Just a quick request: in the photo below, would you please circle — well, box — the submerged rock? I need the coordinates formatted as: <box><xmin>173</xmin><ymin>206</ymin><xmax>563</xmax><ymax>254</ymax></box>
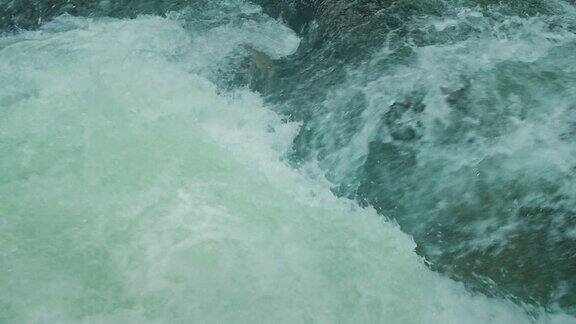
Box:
<box><xmin>233</xmin><ymin>44</ymin><xmax>277</xmax><ymax>94</ymax></box>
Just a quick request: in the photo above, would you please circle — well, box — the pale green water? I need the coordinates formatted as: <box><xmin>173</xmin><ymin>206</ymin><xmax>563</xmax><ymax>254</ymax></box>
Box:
<box><xmin>0</xmin><ymin>2</ymin><xmax>575</xmax><ymax>323</ymax></box>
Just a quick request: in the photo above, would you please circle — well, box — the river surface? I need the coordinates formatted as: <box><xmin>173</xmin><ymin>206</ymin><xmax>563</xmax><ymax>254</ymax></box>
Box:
<box><xmin>1</xmin><ymin>0</ymin><xmax>575</xmax><ymax>322</ymax></box>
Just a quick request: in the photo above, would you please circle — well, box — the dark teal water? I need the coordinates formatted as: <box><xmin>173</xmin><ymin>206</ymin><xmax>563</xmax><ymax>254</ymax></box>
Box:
<box><xmin>266</xmin><ymin>0</ymin><xmax>576</xmax><ymax>313</ymax></box>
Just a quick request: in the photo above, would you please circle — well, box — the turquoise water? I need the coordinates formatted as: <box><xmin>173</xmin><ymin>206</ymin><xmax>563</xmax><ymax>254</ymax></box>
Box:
<box><xmin>0</xmin><ymin>1</ymin><xmax>575</xmax><ymax>322</ymax></box>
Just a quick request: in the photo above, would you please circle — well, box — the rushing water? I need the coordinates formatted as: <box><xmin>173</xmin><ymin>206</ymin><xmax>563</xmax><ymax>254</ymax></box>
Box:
<box><xmin>265</xmin><ymin>0</ymin><xmax>576</xmax><ymax>313</ymax></box>
<box><xmin>0</xmin><ymin>0</ymin><xmax>575</xmax><ymax>323</ymax></box>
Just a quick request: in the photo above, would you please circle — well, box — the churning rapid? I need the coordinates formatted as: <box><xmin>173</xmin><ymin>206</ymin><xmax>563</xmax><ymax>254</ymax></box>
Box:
<box><xmin>0</xmin><ymin>0</ymin><xmax>575</xmax><ymax>323</ymax></box>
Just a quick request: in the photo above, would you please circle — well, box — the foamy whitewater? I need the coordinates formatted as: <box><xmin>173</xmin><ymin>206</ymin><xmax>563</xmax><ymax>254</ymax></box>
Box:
<box><xmin>0</xmin><ymin>1</ymin><xmax>574</xmax><ymax>323</ymax></box>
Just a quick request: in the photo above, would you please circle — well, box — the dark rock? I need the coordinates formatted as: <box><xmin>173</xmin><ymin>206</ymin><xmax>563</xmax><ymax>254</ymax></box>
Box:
<box><xmin>234</xmin><ymin>44</ymin><xmax>277</xmax><ymax>94</ymax></box>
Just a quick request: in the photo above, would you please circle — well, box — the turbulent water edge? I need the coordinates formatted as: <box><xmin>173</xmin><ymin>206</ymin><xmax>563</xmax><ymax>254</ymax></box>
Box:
<box><xmin>1</xmin><ymin>0</ymin><xmax>576</xmax><ymax>322</ymax></box>
<box><xmin>259</xmin><ymin>0</ymin><xmax>576</xmax><ymax>313</ymax></box>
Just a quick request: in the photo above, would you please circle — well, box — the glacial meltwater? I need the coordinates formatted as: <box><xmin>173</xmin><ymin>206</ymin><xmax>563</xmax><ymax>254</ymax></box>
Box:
<box><xmin>0</xmin><ymin>0</ymin><xmax>575</xmax><ymax>323</ymax></box>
